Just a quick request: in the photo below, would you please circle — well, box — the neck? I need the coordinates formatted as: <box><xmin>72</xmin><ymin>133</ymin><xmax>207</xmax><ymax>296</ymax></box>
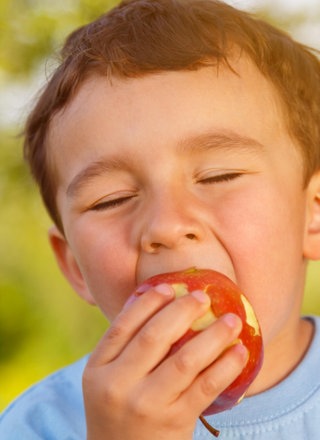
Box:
<box><xmin>247</xmin><ymin>317</ymin><xmax>314</xmax><ymax>396</ymax></box>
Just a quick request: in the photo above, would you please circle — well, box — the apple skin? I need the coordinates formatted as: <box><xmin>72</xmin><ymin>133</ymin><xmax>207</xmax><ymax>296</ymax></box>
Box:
<box><xmin>132</xmin><ymin>267</ymin><xmax>264</xmax><ymax>416</ymax></box>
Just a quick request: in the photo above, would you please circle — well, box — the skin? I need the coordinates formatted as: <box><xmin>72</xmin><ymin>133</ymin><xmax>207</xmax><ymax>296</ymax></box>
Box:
<box><xmin>47</xmin><ymin>55</ymin><xmax>320</xmax><ymax>439</ymax></box>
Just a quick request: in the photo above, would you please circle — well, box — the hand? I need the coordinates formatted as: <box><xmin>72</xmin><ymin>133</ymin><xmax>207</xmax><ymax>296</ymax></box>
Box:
<box><xmin>82</xmin><ymin>285</ymin><xmax>248</xmax><ymax>440</ymax></box>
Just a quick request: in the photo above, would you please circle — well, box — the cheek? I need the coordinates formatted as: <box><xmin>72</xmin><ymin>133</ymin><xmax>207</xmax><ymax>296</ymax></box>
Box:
<box><xmin>216</xmin><ymin>182</ymin><xmax>305</xmax><ymax>267</ymax></box>
<box><xmin>69</xmin><ymin>222</ymin><xmax>138</xmax><ymax>321</ymax></box>
<box><xmin>214</xmin><ymin>188</ymin><xmax>306</xmax><ymax>338</ymax></box>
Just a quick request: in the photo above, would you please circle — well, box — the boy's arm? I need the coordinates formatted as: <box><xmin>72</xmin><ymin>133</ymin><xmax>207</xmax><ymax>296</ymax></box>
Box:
<box><xmin>82</xmin><ymin>286</ymin><xmax>247</xmax><ymax>440</ymax></box>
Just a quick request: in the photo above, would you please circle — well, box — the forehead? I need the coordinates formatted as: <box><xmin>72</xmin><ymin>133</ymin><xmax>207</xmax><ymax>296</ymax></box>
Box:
<box><xmin>48</xmin><ymin>56</ymin><xmax>292</xmax><ymax>187</ymax></box>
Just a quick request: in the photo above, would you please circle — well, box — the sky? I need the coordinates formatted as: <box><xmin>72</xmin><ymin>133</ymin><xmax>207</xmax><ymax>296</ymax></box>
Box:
<box><xmin>228</xmin><ymin>0</ymin><xmax>320</xmax><ymax>13</ymax></box>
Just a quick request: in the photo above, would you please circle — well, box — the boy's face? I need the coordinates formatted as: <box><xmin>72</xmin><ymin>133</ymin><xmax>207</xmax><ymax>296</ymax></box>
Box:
<box><xmin>49</xmin><ymin>57</ymin><xmax>309</xmax><ymax>347</ymax></box>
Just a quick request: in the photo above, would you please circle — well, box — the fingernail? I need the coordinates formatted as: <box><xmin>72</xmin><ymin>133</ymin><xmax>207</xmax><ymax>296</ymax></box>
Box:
<box><xmin>234</xmin><ymin>343</ymin><xmax>249</xmax><ymax>362</ymax></box>
<box><xmin>154</xmin><ymin>283</ymin><xmax>174</xmax><ymax>296</ymax></box>
<box><xmin>135</xmin><ymin>283</ymin><xmax>151</xmax><ymax>294</ymax></box>
<box><xmin>222</xmin><ymin>313</ymin><xmax>241</xmax><ymax>329</ymax></box>
<box><xmin>191</xmin><ymin>290</ymin><xmax>210</xmax><ymax>304</ymax></box>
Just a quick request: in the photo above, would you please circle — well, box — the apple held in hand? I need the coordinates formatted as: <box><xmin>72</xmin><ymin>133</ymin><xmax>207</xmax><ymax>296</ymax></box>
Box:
<box><xmin>132</xmin><ymin>268</ymin><xmax>264</xmax><ymax>419</ymax></box>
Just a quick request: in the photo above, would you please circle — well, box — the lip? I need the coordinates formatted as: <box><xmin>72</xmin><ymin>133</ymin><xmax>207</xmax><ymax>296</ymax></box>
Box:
<box><xmin>136</xmin><ymin>264</ymin><xmax>236</xmax><ymax>288</ymax></box>
<box><xmin>136</xmin><ymin>265</ymin><xmax>197</xmax><ymax>286</ymax></box>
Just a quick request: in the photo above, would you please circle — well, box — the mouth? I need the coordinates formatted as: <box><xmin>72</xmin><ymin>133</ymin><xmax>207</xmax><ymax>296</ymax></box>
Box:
<box><xmin>136</xmin><ymin>264</ymin><xmax>197</xmax><ymax>286</ymax></box>
<box><xmin>135</xmin><ymin>245</ymin><xmax>236</xmax><ymax>288</ymax></box>
<box><xmin>136</xmin><ymin>264</ymin><xmax>235</xmax><ymax>288</ymax></box>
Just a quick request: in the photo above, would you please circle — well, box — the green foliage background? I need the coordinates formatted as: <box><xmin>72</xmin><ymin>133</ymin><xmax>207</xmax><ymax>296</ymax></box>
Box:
<box><xmin>0</xmin><ymin>0</ymin><xmax>319</xmax><ymax>411</ymax></box>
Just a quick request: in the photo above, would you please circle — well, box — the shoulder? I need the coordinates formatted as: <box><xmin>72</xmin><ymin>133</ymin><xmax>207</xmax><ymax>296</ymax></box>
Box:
<box><xmin>0</xmin><ymin>355</ymin><xmax>89</xmax><ymax>440</ymax></box>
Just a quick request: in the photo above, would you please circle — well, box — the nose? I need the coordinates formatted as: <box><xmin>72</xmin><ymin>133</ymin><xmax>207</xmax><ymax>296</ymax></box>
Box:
<box><xmin>140</xmin><ymin>190</ymin><xmax>206</xmax><ymax>253</ymax></box>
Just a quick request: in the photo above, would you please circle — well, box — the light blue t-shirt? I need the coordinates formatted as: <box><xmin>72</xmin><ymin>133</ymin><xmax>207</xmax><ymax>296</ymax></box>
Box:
<box><xmin>1</xmin><ymin>316</ymin><xmax>320</xmax><ymax>439</ymax></box>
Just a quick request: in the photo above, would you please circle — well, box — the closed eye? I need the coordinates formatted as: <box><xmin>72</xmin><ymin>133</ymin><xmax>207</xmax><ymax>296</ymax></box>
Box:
<box><xmin>90</xmin><ymin>195</ymin><xmax>136</xmax><ymax>211</ymax></box>
<box><xmin>199</xmin><ymin>172</ymin><xmax>243</xmax><ymax>184</ymax></box>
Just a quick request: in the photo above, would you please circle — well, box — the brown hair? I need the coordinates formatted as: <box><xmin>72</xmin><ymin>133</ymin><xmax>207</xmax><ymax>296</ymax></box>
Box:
<box><xmin>24</xmin><ymin>0</ymin><xmax>320</xmax><ymax>231</ymax></box>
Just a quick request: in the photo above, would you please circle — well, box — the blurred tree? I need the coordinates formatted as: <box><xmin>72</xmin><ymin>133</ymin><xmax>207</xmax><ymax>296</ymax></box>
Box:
<box><xmin>0</xmin><ymin>0</ymin><xmax>117</xmax><ymax>79</ymax></box>
<box><xmin>0</xmin><ymin>0</ymin><xmax>118</xmax><ymax>410</ymax></box>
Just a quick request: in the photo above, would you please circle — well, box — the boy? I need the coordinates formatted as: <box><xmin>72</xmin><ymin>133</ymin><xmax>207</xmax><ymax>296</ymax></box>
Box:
<box><xmin>1</xmin><ymin>0</ymin><xmax>320</xmax><ymax>438</ymax></box>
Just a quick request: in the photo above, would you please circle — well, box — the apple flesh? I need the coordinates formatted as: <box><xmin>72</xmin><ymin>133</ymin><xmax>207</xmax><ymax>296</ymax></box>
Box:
<box><xmin>132</xmin><ymin>267</ymin><xmax>264</xmax><ymax>417</ymax></box>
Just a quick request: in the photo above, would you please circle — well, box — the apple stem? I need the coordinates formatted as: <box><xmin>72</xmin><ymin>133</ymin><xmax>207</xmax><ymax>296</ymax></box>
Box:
<box><xmin>199</xmin><ymin>415</ymin><xmax>220</xmax><ymax>437</ymax></box>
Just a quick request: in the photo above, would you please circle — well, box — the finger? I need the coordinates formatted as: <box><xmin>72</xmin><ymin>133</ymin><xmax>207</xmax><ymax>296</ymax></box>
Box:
<box><xmin>110</xmin><ymin>291</ymin><xmax>212</xmax><ymax>379</ymax></box>
<box><xmin>87</xmin><ymin>284</ymin><xmax>174</xmax><ymax>367</ymax></box>
<box><xmin>138</xmin><ymin>313</ymin><xmax>244</xmax><ymax>405</ymax></box>
<box><xmin>180</xmin><ymin>342</ymin><xmax>248</xmax><ymax>415</ymax></box>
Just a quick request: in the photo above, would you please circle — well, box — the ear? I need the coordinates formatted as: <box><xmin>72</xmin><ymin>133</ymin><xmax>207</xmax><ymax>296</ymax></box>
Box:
<box><xmin>48</xmin><ymin>226</ymin><xmax>97</xmax><ymax>305</ymax></box>
<box><xmin>303</xmin><ymin>171</ymin><xmax>320</xmax><ymax>260</ymax></box>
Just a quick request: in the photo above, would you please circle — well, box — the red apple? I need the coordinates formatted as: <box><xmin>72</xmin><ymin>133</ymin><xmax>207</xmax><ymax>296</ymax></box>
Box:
<box><xmin>132</xmin><ymin>267</ymin><xmax>264</xmax><ymax>420</ymax></box>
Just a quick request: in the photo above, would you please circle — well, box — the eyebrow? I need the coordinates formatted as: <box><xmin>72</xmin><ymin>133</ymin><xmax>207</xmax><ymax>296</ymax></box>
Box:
<box><xmin>66</xmin><ymin>130</ymin><xmax>265</xmax><ymax>198</ymax></box>
<box><xmin>66</xmin><ymin>156</ymin><xmax>129</xmax><ymax>198</ymax></box>
<box><xmin>177</xmin><ymin>130</ymin><xmax>265</xmax><ymax>154</ymax></box>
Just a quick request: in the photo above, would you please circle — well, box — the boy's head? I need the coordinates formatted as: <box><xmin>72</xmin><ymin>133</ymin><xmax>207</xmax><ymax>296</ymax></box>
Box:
<box><xmin>21</xmin><ymin>0</ymin><xmax>320</xmax><ymax>356</ymax></box>
<box><xmin>24</xmin><ymin>0</ymin><xmax>320</xmax><ymax>233</ymax></box>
